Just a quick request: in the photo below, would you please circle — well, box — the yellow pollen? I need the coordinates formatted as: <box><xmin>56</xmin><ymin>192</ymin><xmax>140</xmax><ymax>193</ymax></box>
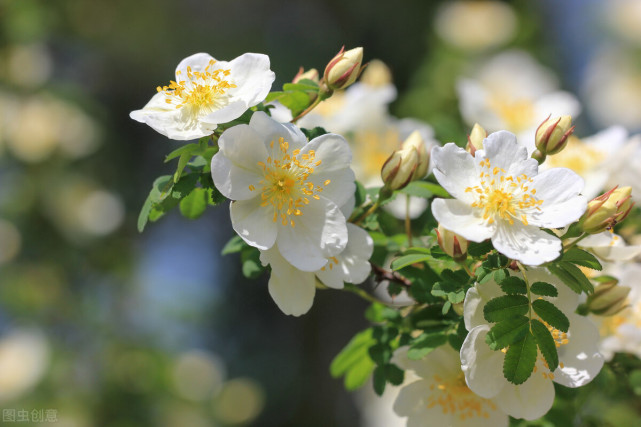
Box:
<box><xmin>157</xmin><ymin>59</ymin><xmax>236</xmax><ymax>116</ymax></box>
<box><xmin>466</xmin><ymin>158</ymin><xmax>543</xmax><ymax>226</ymax></box>
<box><xmin>256</xmin><ymin>137</ymin><xmax>330</xmax><ymax>229</ymax></box>
<box><xmin>426</xmin><ymin>373</ymin><xmax>496</xmax><ymax>420</ymax></box>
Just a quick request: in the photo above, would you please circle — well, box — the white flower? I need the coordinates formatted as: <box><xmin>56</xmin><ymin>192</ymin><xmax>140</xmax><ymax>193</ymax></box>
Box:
<box><xmin>461</xmin><ymin>268</ymin><xmax>604</xmax><ymax>420</ymax></box>
<box><xmin>259</xmin><ymin>222</ymin><xmax>373</xmax><ymax>316</ymax></box>
<box><xmin>578</xmin><ymin>232</ymin><xmax>641</xmax><ymax>262</ymax></box>
<box><xmin>392</xmin><ymin>346</ymin><xmax>508</xmax><ymax>427</ymax></box>
<box><xmin>543</xmin><ymin>126</ymin><xmax>629</xmax><ymax>199</ymax></box>
<box><xmin>457</xmin><ymin>50</ymin><xmax>581</xmax><ymax>154</ymax></box>
<box><xmin>130</xmin><ymin>52</ymin><xmax>275</xmax><ymax>140</ymax></box>
<box><xmin>212</xmin><ymin>111</ymin><xmax>355</xmax><ymax>271</ymax></box>
<box><xmin>431</xmin><ymin>131</ymin><xmax>586</xmax><ymax>265</ymax></box>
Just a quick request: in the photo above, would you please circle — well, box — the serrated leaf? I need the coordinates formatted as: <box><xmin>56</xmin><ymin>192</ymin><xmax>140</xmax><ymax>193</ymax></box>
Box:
<box><xmin>531</xmin><ymin>319</ymin><xmax>559</xmax><ymax>371</ymax></box>
<box><xmin>563</xmin><ymin>248</ymin><xmax>602</xmax><ymax>271</ymax></box>
<box><xmin>560</xmin><ymin>262</ymin><xmax>594</xmax><ymax>294</ymax></box>
<box><xmin>407</xmin><ymin>333</ymin><xmax>448</xmax><ymax>360</ymax></box>
<box><xmin>137</xmin><ymin>175</ymin><xmax>173</xmax><ymax>232</ymax></box>
<box><xmin>373</xmin><ymin>366</ymin><xmax>387</xmax><ymax>396</ymax></box>
<box><xmin>468</xmin><ymin>240</ymin><xmax>493</xmax><ymax>257</ymax></box>
<box><xmin>483</xmin><ymin>295</ymin><xmax>530</xmax><ymax>323</ymax></box>
<box><xmin>241</xmin><ymin>248</ymin><xmax>263</xmax><ymax>279</ymax></box>
<box><xmin>221</xmin><ymin>235</ymin><xmax>246</xmax><ymax>255</ymax></box>
<box><xmin>503</xmin><ymin>330</ymin><xmax>537</xmax><ymax>385</ymax></box>
<box><xmin>164</xmin><ymin>142</ymin><xmax>200</xmax><ymax>163</ymax></box>
<box><xmin>532</xmin><ymin>299</ymin><xmax>569</xmax><ymax>333</ymax></box>
<box><xmin>301</xmin><ymin>126</ymin><xmax>328</xmax><ymax>141</ymax></box>
<box><xmin>530</xmin><ymin>281</ymin><xmax>558</xmax><ymax>297</ymax></box>
<box><xmin>369</xmin><ymin>343</ymin><xmax>393</xmax><ymax>365</ymax></box>
<box><xmin>382</xmin><ymin>363</ymin><xmax>404</xmax><ymax>386</ymax></box>
<box><xmin>485</xmin><ymin>316</ymin><xmax>529</xmax><ymax>350</ymax></box>
<box><xmin>493</xmin><ymin>269</ymin><xmax>508</xmax><ymax>284</ymax></box>
<box><xmin>499</xmin><ymin>276</ymin><xmax>527</xmax><ymax>294</ymax></box>
<box><xmin>173</xmin><ymin>151</ymin><xmax>192</xmax><ymax>182</ymax></box>
<box><xmin>391</xmin><ymin>254</ymin><xmax>431</xmax><ymax>271</ymax></box>
<box><xmin>547</xmin><ymin>263</ymin><xmax>582</xmax><ymax>294</ymax></box>
<box><xmin>179</xmin><ymin>187</ymin><xmax>208</xmax><ymax>219</ymax></box>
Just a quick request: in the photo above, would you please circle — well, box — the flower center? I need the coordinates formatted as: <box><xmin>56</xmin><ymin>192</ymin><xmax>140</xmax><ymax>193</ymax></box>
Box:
<box><xmin>489</xmin><ymin>96</ymin><xmax>535</xmax><ymax>132</ymax></box>
<box><xmin>157</xmin><ymin>59</ymin><xmax>236</xmax><ymax>114</ymax></box>
<box><xmin>544</xmin><ymin>137</ymin><xmax>604</xmax><ymax>175</ymax></box>
<box><xmin>249</xmin><ymin>137</ymin><xmax>329</xmax><ymax>228</ymax></box>
<box><xmin>466</xmin><ymin>158</ymin><xmax>543</xmax><ymax>226</ymax></box>
<box><xmin>427</xmin><ymin>373</ymin><xmax>497</xmax><ymax>420</ymax></box>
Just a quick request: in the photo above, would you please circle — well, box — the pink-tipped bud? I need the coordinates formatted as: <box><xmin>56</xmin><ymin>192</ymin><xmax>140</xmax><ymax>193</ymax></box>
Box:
<box><xmin>466</xmin><ymin>123</ymin><xmax>487</xmax><ymax>156</ymax></box>
<box><xmin>586</xmin><ymin>280</ymin><xmax>631</xmax><ymax>316</ymax></box>
<box><xmin>380</xmin><ymin>131</ymin><xmax>429</xmax><ymax>191</ymax></box>
<box><xmin>323</xmin><ymin>47</ymin><xmax>364</xmax><ymax>91</ymax></box>
<box><xmin>293</xmin><ymin>67</ymin><xmax>320</xmax><ymax>84</ymax></box>
<box><xmin>436</xmin><ymin>224</ymin><xmax>468</xmax><ymax>262</ymax></box>
<box><xmin>581</xmin><ymin>186</ymin><xmax>634</xmax><ymax>234</ymax></box>
<box><xmin>535</xmin><ymin>115</ymin><xmax>574</xmax><ymax>155</ymax></box>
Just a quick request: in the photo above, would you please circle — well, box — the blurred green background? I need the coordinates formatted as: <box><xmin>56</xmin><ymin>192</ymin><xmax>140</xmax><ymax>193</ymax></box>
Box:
<box><xmin>0</xmin><ymin>0</ymin><xmax>640</xmax><ymax>426</ymax></box>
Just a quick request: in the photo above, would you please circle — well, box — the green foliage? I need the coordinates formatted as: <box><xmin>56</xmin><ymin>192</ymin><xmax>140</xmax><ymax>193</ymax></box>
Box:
<box><xmin>240</xmin><ymin>247</ymin><xmax>264</xmax><ymax>279</ymax></box>
<box><xmin>503</xmin><ymin>330</ymin><xmax>537</xmax><ymax>385</ymax></box>
<box><xmin>301</xmin><ymin>126</ymin><xmax>328</xmax><ymax>141</ymax></box>
<box><xmin>467</xmin><ymin>240</ymin><xmax>494</xmax><ymax>258</ymax></box>
<box><xmin>330</xmin><ymin>329</ymin><xmax>377</xmax><ymax>391</ymax></box>
<box><xmin>179</xmin><ymin>187</ymin><xmax>208</xmax><ymax>219</ymax></box>
<box><xmin>391</xmin><ymin>253</ymin><xmax>432</xmax><ymax>271</ymax></box>
<box><xmin>399</xmin><ymin>181</ymin><xmax>449</xmax><ymax>199</ymax></box>
<box><xmin>548</xmin><ymin>262</ymin><xmax>594</xmax><ymax>294</ymax></box>
<box><xmin>562</xmin><ymin>248</ymin><xmax>602</xmax><ymax>271</ymax></box>
<box><xmin>407</xmin><ymin>333</ymin><xmax>448</xmax><ymax>360</ymax></box>
<box><xmin>531</xmin><ymin>319</ymin><xmax>559</xmax><ymax>372</ymax></box>
<box><xmin>264</xmin><ymin>79</ymin><xmax>319</xmax><ymax>117</ymax></box>
<box><xmin>532</xmin><ymin>299</ymin><xmax>569</xmax><ymax>333</ymax></box>
<box><xmin>530</xmin><ymin>281</ymin><xmax>558</xmax><ymax>297</ymax></box>
<box><xmin>499</xmin><ymin>276</ymin><xmax>527</xmax><ymax>295</ymax></box>
<box><xmin>485</xmin><ymin>316</ymin><xmax>529</xmax><ymax>351</ymax></box>
<box><xmin>483</xmin><ymin>295</ymin><xmax>530</xmax><ymax>323</ymax></box>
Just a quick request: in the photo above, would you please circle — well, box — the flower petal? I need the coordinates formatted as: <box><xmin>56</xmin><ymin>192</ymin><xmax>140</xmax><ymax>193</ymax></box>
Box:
<box><xmin>431</xmin><ymin>143</ymin><xmax>478</xmax><ymax>203</ymax></box>
<box><xmin>211</xmin><ymin>153</ymin><xmax>263</xmax><ymax>201</ymax></box>
<box><xmin>276</xmin><ymin>197</ymin><xmax>347</xmax><ymax>271</ymax></box>
<box><xmin>480</xmin><ymin>130</ymin><xmax>537</xmax><ymax>178</ymax></box>
<box><xmin>460</xmin><ymin>325</ymin><xmax>507</xmax><ymax>399</ymax></box>
<box><xmin>175</xmin><ymin>52</ymin><xmax>216</xmax><ymax>77</ymax></box>
<box><xmin>261</xmin><ymin>246</ymin><xmax>316</xmax><ymax>316</ymax></box>
<box><xmin>217</xmin><ymin>123</ymin><xmax>269</xmax><ymax>172</ymax></box>
<box><xmin>250</xmin><ymin>111</ymin><xmax>307</xmax><ymax>151</ymax></box>
<box><xmin>228</xmin><ymin>53</ymin><xmax>275</xmax><ymax>107</ymax></box>
<box><xmin>495</xmin><ymin>370</ymin><xmax>554</xmax><ymax>421</ymax></box>
<box><xmin>527</xmin><ymin>168</ymin><xmax>586</xmax><ymax>228</ymax></box>
<box><xmin>431</xmin><ymin>198</ymin><xmax>494</xmax><ymax>242</ymax></box>
<box><xmin>316</xmin><ymin>223</ymin><xmax>373</xmax><ymax>288</ymax></box>
<box><xmin>230</xmin><ymin>198</ymin><xmax>277</xmax><ymax>250</ymax></box>
<box><xmin>308</xmin><ymin>168</ymin><xmax>355</xmax><ymax>209</ymax></box>
<box><xmin>554</xmin><ymin>314</ymin><xmax>604</xmax><ymax>388</ymax></box>
<box><xmin>491</xmin><ymin>222</ymin><xmax>561</xmax><ymax>266</ymax></box>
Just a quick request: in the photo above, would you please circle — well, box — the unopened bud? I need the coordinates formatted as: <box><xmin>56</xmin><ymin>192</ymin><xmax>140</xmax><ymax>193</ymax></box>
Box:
<box><xmin>323</xmin><ymin>47</ymin><xmax>364</xmax><ymax>91</ymax></box>
<box><xmin>581</xmin><ymin>186</ymin><xmax>635</xmax><ymax>234</ymax></box>
<box><xmin>293</xmin><ymin>67</ymin><xmax>320</xmax><ymax>84</ymax></box>
<box><xmin>402</xmin><ymin>131</ymin><xmax>430</xmax><ymax>180</ymax></box>
<box><xmin>466</xmin><ymin>123</ymin><xmax>487</xmax><ymax>156</ymax></box>
<box><xmin>586</xmin><ymin>281</ymin><xmax>630</xmax><ymax>316</ymax></box>
<box><xmin>360</xmin><ymin>59</ymin><xmax>392</xmax><ymax>87</ymax></box>
<box><xmin>436</xmin><ymin>224</ymin><xmax>468</xmax><ymax>262</ymax></box>
<box><xmin>381</xmin><ymin>147</ymin><xmax>419</xmax><ymax>191</ymax></box>
<box><xmin>535</xmin><ymin>115</ymin><xmax>574</xmax><ymax>156</ymax></box>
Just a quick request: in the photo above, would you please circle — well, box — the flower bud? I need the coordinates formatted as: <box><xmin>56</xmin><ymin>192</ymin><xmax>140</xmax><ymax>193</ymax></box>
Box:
<box><xmin>466</xmin><ymin>123</ymin><xmax>487</xmax><ymax>156</ymax></box>
<box><xmin>293</xmin><ymin>67</ymin><xmax>320</xmax><ymax>84</ymax></box>
<box><xmin>402</xmin><ymin>131</ymin><xmax>430</xmax><ymax>180</ymax></box>
<box><xmin>360</xmin><ymin>59</ymin><xmax>392</xmax><ymax>87</ymax></box>
<box><xmin>436</xmin><ymin>224</ymin><xmax>468</xmax><ymax>262</ymax></box>
<box><xmin>535</xmin><ymin>115</ymin><xmax>574</xmax><ymax>156</ymax></box>
<box><xmin>323</xmin><ymin>47</ymin><xmax>364</xmax><ymax>91</ymax></box>
<box><xmin>586</xmin><ymin>280</ymin><xmax>630</xmax><ymax>316</ymax></box>
<box><xmin>381</xmin><ymin>147</ymin><xmax>419</xmax><ymax>191</ymax></box>
<box><xmin>581</xmin><ymin>186</ymin><xmax>635</xmax><ymax>234</ymax></box>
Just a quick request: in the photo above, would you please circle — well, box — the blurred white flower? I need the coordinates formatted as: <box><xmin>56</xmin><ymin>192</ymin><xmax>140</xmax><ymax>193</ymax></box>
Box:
<box><xmin>435</xmin><ymin>1</ymin><xmax>517</xmax><ymax>51</ymax></box>
<box><xmin>578</xmin><ymin>232</ymin><xmax>641</xmax><ymax>262</ymax></box>
<box><xmin>0</xmin><ymin>328</ymin><xmax>50</xmax><ymax>402</ymax></box>
<box><xmin>457</xmin><ymin>50</ymin><xmax>581</xmax><ymax>154</ymax></box>
<box><xmin>5</xmin><ymin>43</ymin><xmax>52</xmax><ymax>88</ymax></box>
<box><xmin>605</xmin><ymin>0</ymin><xmax>641</xmax><ymax>45</ymax></box>
<box><xmin>131</xmin><ymin>52</ymin><xmax>274</xmax><ymax>140</ymax></box>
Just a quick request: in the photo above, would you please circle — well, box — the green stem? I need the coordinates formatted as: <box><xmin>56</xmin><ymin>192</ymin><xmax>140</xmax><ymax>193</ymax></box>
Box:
<box><xmin>461</xmin><ymin>263</ymin><xmax>474</xmax><ymax>278</ymax></box>
<box><xmin>404</xmin><ymin>195</ymin><xmax>412</xmax><ymax>247</ymax></box>
<box><xmin>291</xmin><ymin>85</ymin><xmax>332</xmax><ymax>123</ymax></box>
<box><xmin>352</xmin><ymin>200</ymin><xmax>380</xmax><ymax>226</ymax></box>
<box><xmin>517</xmin><ymin>261</ymin><xmax>533</xmax><ymax>322</ymax></box>
<box><xmin>344</xmin><ymin>283</ymin><xmax>387</xmax><ymax>305</ymax></box>
<box><xmin>562</xmin><ymin>233</ymin><xmax>589</xmax><ymax>251</ymax></box>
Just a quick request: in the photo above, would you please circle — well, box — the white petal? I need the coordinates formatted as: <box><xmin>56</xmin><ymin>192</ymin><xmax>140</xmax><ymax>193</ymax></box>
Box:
<box><xmin>527</xmin><ymin>168</ymin><xmax>586</xmax><ymax>228</ymax></box>
<box><xmin>579</xmin><ymin>232</ymin><xmax>641</xmax><ymax>262</ymax></box>
<box><xmin>533</xmin><ymin>91</ymin><xmax>582</xmax><ymax>120</ymax></box>
<box><xmin>228</xmin><ymin>53</ymin><xmax>275</xmax><ymax>107</ymax></box>
<box><xmin>308</xmin><ymin>168</ymin><xmax>355</xmax><ymax>211</ymax></box>
<box><xmin>383</xmin><ymin>195</ymin><xmax>428</xmax><ymax>220</ymax></box>
<box><xmin>130</xmin><ymin>92</ymin><xmax>173</xmax><ymax>122</ymax></box>
<box><xmin>431</xmin><ymin>143</ymin><xmax>478</xmax><ymax>203</ymax></box>
<box><xmin>316</xmin><ymin>223</ymin><xmax>372</xmax><ymax>288</ymax></box>
<box><xmin>495</xmin><ymin>371</ymin><xmax>554</xmax><ymax>420</ymax></box>
<box><xmin>302</xmin><ymin>133</ymin><xmax>352</xmax><ymax>172</ymax></box>
<box><xmin>276</xmin><ymin>197</ymin><xmax>347</xmax><ymax>271</ymax></box>
<box><xmin>135</xmin><ymin>107</ymin><xmax>216</xmax><ymax>140</ymax></box>
<box><xmin>460</xmin><ymin>325</ymin><xmax>507</xmax><ymax>399</ymax></box>
<box><xmin>175</xmin><ymin>52</ymin><xmax>216</xmax><ymax>77</ymax></box>
<box><xmin>431</xmin><ymin>198</ymin><xmax>494</xmax><ymax>242</ymax></box>
<box><xmin>481</xmin><ymin>131</ymin><xmax>537</xmax><ymax>178</ymax></box>
<box><xmin>211</xmin><ymin>153</ymin><xmax>262</xmax><ymax>201</ymax></box>
<box><xmin>229</xmin><ymin>198</ymin><xmax>277</xmax><ymax>250</ymax></box>
<box><xmin>393</xmin><ymin>380</ymin><xmax>431</xmax><ymax>417</ymax></box>
<box><xmin>463</xmin><ymin>282</ymin><xmax>503</xmax><ymax>331</ymax></box>
<box><xmin>554</xmin><ymin>314</ymin><xmax>604</xmax><ymax>388</ymax></box>
<box><xmin>492</xmin><ymin>222</ymin><xmax>561</xmax><ymax>266</ymax></box>
<box><xmin>217</xmin><ymin>123</ymin><xmax>269</xmax><ymax>172</ymax></box>
<box><xmin>262</xmin><ymin>247</ymin><xmax>316</xmax><ymax>316</ymax></box>
<box><xmin>201</xmin><ymin>100</ymin><xmax>248</xmax><ymax>125</ymax></box>
<box><xmin>250</xmin><ymin>111</ymin><xmax>307</xmax><ymax>151</ymax></box>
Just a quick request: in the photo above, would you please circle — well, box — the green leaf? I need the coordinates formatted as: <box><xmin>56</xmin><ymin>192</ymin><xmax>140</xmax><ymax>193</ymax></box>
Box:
<box><xmin>164</xmin><ymin>142</ymin><xmax>200</xmax><ymax>163</ymax></box>
<box><xmin>532</xmin><ymin>299</ymin><xmax>569</xmax><ymax>333</ymax></box>
<box><xmin>391</xmin><ymin>254</ymin><xmax>431</xmax><ymax>271</ymax></box>
<box><xmin>562</xmin><ymin>248</ymin><xmax>602</xmax><ymax>271</ymax></box>
<box><xmin>179</xmin><ymin>187</ymin><xmax>208</xmax><ymax>219</ymax></box>
<box><xmin>368</xmin><ymin>343</ymin><xmax>393</xmax><ymax>365</ymax></box>
<box><xmin>221</xmin><ymin>235</ymin><xmax>246</xmax><ymax>255</ymax></box>
<box><xmin>407</xmin><ymin>333</ymin><xmax>448</xmax><ymax>359</ymax></box>
<box><xmin>301</xmin><ymin>126</ymin><xmax>328</xmax><ymax>141</ymax></box>
<box><xmin>330</xmin><ymin>329</ymin><xmax>376</xmax><ymax>391</ymax></box>
<box><xmin>382</xmin><ymin>363</ymin><xmax>404</xmax><ymax>386</ymax></box>
<box><xmin>276</xmin><ymin>91</ymin><xmax>312</xmax><ymax>117</ymax></box>
<box><xmin>137</xmin><ymin>195</ymin><xmax>153</xmax><ymax>233</ymax></box>
<box><xmin>399</xmin><ymin>181</ymin><xmax>437</xmax><ymax>199</ymax></box>
<box><xmin>373</xmin><ymin>366</ymin><xmax>387</xmax><ymax>396</ymax></box>
<box><xmin>493</xmin><ymin>269</ymin><xmax>508</xmax><ymax>285</ymax></box>
<box><xmin>468</xmin><ymin>240</ymin><xmax>493</xmax><ymax>257</ymax></box>
<box><xmin>173</xmin><ymin>151</ymin><xmax>192</xmax><ymax>183</ymax></box>
<box><xmin>503</xmin><ymin>330</ymin><xmax>537</xmax><ymax>385</ymax></box>
<box><xmin>241</xmin><ymin>248</ymin><xmax>264</xmax><ymax>279</ymax></box>
<box><xmin>560</xmin><ymin>262</ymin><xmax>594</xmax><ymax>294</ymax></box>
<box><xmin>448</xmin><ymin>320</ymin><xmax>468</xmax><ymax>352</ymax></box>
<box><xmin>171</xmin><ymin>173</ymin><xmax>200</xmax><ymax>199</ymax></box>
<box><xmin>483</xmin><ymin>295</ymin><xmax>530</xmax><ymax>323</ymax></box>
<box><xmin>137</xmin><ymin>175</ymin><xmax>173</xmax><ymax>232</ymax></box>
<box><xmin>282</xmin><ymin>81</ymin><xmax>319</xmax><ymax>92</ymax></box>
<box><xmin>530</xmin><ymin>281</ymin><xmax>558</xmax><ymax>297</ymax></box>
<box><xmin>531</xmin><ymin>319</ymin><xmax>559</xmax><ymax>371</ymax></box>
<box><xmin>547</xmin><ymin>263</ymin><xmax>582</xmax><ymax>294</ymax></box>
<box><xmin>485</xmin><ymin>316</ymin><xmax>529</xmax><ymax>350</ymax></box>
<box><xmin>499</xmin><ymin>276</ymin><xmax>527</xmax><ymax>294</ymax></box>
